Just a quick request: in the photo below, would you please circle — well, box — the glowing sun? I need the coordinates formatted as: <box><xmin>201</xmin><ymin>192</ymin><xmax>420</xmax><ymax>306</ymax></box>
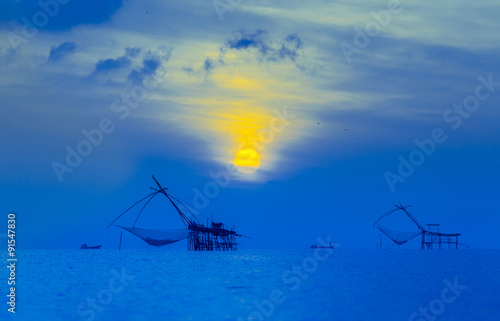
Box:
<box><xmin>234</xmin><ymin>148</ymin><xmax>261</xmax><ymax>174</ymax></box>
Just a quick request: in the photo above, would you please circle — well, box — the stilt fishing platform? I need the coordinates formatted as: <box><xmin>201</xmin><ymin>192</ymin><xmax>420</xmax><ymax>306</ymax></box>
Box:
<box><xmin>107</xmin><ymin>176</ymin><xmax>243</xmax><ymax>251</ymax></box>
<box><xmin>373</xmin><ymin>203</ymin><xmax>465</xmax><ymax>249</ymax></box>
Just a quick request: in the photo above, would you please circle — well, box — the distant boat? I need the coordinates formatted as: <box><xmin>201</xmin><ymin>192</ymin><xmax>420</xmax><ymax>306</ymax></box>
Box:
<box><xmin>80</xmin><ymin>244</ymin><xmax>102</xmax><ymax>249</ymax></box>
<box><xmin>311</xmin><ymin>241</ymin><xmax>335</xmax><ymax>249</ymax></box>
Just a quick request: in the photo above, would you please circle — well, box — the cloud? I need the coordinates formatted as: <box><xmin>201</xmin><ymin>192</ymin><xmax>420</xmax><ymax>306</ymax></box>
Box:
<box><xmin>0</xmin><ymin>0</ymin><xmax>124</xmax><ymax>31</ymax></box>
<box><xmin>202</xmin><ymin>58</ymin><xmax>215</xmax><ymax>74</ymax></box>
<box><xmin>2</xmin><ymin>0</ymin><xmax>499</xmax><ymax>187</ymax></box>
<box><xmin>196</xmin><ymin>30</ymin><xmax>305</xmax><ymax>77</ymax></box>
<box><xmin>226</xmin><ymin>29</ymin><xmax>271</xmax><ymax>54</ymax></box>
<box><xmin>128</xmin><ymin>47</ymin><xmax>172</xmax><ymax>84</ymax></box>
<box><xmin>48</xmin><ymin>42</ymin><xmax>77</xmax><ymax>62</ymax></box>
<box><xmin>93</xmin><ymin>56</ymin><xmax>131</xmax><ymax>75</ymax></box>
<box><xmin>224</xmin><ymin>29</ymin><xmax>304</xmax><ymax>63</ymax></box>
<box><xmin>87</xmin><ymin>46</ymin><xmax>170</xmax><ymax>84</ymax></box>
<box><xmin>278</xmin><ymin>33</ymin><xmax>303</xmax><ymax>61</ymax></box>
<box><xmin>91</xmin><ymin>47</ymin><xmax>140</xmax><ymax>77</ymax></box>
<box><xmin>125</xmin><ymin>47</ymin><xmax>141</xmax><ymax>58</ymax></box>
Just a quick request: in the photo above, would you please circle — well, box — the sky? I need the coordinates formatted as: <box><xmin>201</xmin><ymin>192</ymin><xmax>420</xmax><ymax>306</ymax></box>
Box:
<box><xmin>1</xmin><ymin>0</ymin><xmax>499</xmax><ymax>250</ymax></box>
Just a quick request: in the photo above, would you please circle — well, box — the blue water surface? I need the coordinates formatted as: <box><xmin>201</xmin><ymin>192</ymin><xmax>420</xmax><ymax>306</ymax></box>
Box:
<box><xmin>1</xmin><ymin>249</ymin><xmax>499</xmax><ymax>320</ymax></box>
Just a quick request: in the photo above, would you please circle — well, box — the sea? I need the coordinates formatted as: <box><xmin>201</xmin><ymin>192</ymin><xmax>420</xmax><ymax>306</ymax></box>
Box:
<box><xmin>1</xmin><ymin>249</ymin><xmax>499</xmax><ymax>321</ymax></box>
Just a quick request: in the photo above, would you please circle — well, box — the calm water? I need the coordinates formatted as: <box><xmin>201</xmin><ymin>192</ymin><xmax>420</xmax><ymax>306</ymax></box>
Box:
<box><xmin>1</xmin><ymin>249</ymin><xmax>499</xmax><ymax>320</ymax></box>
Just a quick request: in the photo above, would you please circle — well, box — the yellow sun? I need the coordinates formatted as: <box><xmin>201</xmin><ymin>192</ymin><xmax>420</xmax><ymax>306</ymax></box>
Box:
<box><xmin>234</xmin><ymin>148</ymin><xmax>261</xmax><ymax>174</ymax></box>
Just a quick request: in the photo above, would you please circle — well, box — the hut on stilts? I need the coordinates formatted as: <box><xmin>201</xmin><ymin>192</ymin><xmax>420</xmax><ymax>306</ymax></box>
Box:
<box><xmin>107</xmin><ymin>176</ymin><xmax>243</xmax><ymax>251</ymax></box>
<box><xmin>373</xmin><ymin>203</ymin><xmax>466</xmax><ymax>249</ymax></box>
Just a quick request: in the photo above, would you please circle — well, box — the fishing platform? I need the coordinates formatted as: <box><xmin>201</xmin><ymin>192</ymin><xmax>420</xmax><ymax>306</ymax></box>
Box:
<box><xmin>108</xmin><ymin>176</ymin><xmax>243</xmax><ymax>251</ymax></box>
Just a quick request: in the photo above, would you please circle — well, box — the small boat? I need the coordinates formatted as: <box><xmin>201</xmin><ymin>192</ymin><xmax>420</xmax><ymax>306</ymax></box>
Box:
<box><xmin>80</xmin><ymin>244</ymin><xmax>102</xmax><ymax>249</ymax></box>
<box><xmin>311</xmin><ymin>241</ymin><xmax>335</xmax><ymax>249</ymax></box>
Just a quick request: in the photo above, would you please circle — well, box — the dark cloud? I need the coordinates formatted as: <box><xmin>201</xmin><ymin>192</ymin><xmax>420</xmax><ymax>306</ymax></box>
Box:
<box><xmin>218</xmin><ymin>30</ymin><xmax>304</xmax><ymax>68</ymax></box>
<box><xmin>226</xmin><ymin>29</ymin><xmax>271</xmax><ymax>55</ymax></box>
<box><xmin>278</xmin><ymin>34</ymin><xmax>303</xmax><ymax>61</ymax></box>
<box><xmin>196</xmin><ymin>30</ymin><xmax>305</xmax><ymax>76</ymax></box>
<box><xmin>91</xmin><ymin>47</ymin><xmax>141</xmax><ymax>76</ymax></box>
<box><xmin>0</xmin><ymin>0</ymin><xmax>123</xmax><ymax>31</ymax></box>
<box><xmin>125</xmin><ymin>47</ymin><xmax>141</xmax><ymax>58</ymax></box>
<box><xmin>93</xmin><ymin>56</ymin><xmax>131</xmax><ymax>75</ymax></box>
<box><xmin>128</xmin><ymin>48</ymin><xmax>172</xmax><ymax>84</ymax></box>
<box><xmin>89</xmin><ymin>47</ymin><xmax>170</xmax><ymax>83</ymax></box>
<box><xmin>48</xmin><ymin>42</ymin><xmax>77</xmax><ymax>62</ymax></box>
<box><xmin>203</xmin><ymin>58</ymin><xmax>215</xmax><ymax>73</ymax></box>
